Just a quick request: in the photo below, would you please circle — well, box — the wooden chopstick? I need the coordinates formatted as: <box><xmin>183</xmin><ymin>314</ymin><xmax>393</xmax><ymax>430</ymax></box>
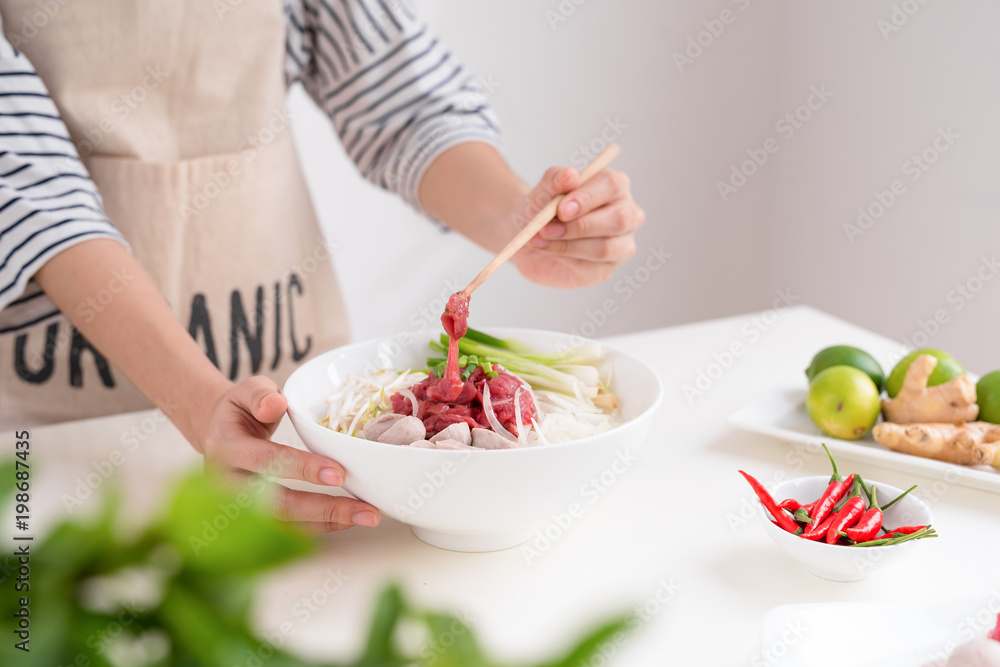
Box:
<box><xmin>460</xmin><ymin>142</ymin><xmax>621</xmax><ymax>297</ymax></box>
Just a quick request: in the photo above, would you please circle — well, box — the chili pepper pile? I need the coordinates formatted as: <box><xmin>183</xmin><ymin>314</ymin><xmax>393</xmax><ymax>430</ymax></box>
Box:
<box><xmin>739</xmin><ymin>444</ymin><xmax>938</xmax><ymax>547</ymax></box>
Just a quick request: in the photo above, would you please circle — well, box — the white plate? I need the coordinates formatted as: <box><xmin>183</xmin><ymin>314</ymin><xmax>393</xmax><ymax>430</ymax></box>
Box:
<box><xmin>759</xmin><ymin>596</ymin><xmax>1000</xmax><ymax>667</ymax></box>
<box><xmin>727</xmin><ymin>384</ymin><xmax>1000</xmax><ymax>493</ymax></box>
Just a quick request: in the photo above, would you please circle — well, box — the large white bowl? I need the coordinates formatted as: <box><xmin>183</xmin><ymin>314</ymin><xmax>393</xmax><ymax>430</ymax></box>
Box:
<box><xmin>757</xmin><ymin>476</ymin><xmax>934</xmax><ymax>582</ymax></box>
<box><xmin>283</xmin><ymin>328</ymin><xmax>663</xmax><ymax>552</ymax></box>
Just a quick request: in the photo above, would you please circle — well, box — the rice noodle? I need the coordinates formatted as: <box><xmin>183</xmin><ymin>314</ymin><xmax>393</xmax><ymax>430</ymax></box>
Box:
<box><xmin>324</xmin><ymin>369</ymin><xmax>427</xmax><ymax>435</ymax></box>
<box><xmin>345</xmin><ymin>397</ymin><xmax>369</xmax><ymax>437</ymax></box>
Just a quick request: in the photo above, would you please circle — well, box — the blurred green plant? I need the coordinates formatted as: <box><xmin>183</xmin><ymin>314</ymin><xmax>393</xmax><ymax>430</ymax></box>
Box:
<box><xmin>0</xmin><ymin>465</ymin><xmax>627</xmax><ymax>667</ymax></box>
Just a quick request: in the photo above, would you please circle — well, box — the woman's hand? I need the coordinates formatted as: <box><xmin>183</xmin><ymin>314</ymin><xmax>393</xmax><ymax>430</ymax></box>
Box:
<box><xmin>194</xmin><ymin>376</ymin><xmax>381</xmax><ymax>534</ymax></box>
<box><xmin>34</xmin><ymin>241</ymin><xmax>378</xmax><ymax>533</ymax></box>
<box><xmin>418</xmin><ymin>143</ymin><xmax>644</xmax><ymax>289</ymax></box>
<box><xmin>510</xmin><ymin>166</ymin><xmax>646</xmax><ymax>289</ymax></box>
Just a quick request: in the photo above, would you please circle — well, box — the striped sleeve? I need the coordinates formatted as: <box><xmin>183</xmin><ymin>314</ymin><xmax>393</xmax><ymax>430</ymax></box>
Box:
<box><xmin>284</xmin><ymin>0</ymin><xmax>501</xmax><ymax>214</ymax></box>
<box><xmin>0</xmin><ymin>22</ymin><xmax>128</xmax><ymax>325</ymax></box>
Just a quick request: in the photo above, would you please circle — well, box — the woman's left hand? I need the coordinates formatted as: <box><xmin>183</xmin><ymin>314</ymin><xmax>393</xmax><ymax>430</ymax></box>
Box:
<box><xmin>510</xmin><ymin>166</ymin><xmax>646</xmax><ymax>288</ymax></box>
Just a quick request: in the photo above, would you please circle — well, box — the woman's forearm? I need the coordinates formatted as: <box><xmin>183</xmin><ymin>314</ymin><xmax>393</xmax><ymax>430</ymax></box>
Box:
<box><xmin>32</xmin><ymin>238</ymin><xmax>231</xmax><ymax>444</ymax></box>
<box><xmin>417</xmin><ymin>142</ymin><xmax>529</xmax><ymax>253</ymax></box>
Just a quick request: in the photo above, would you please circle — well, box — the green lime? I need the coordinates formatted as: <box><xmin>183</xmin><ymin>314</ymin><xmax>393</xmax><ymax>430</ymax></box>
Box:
<box><xmin>976</xmin><ymin>370</ymin><xmax>1000</xmax><ymax>424</ymax></box>
<box><xmin>885</xmin><ymin>349</ymin><xmax>964</xmax><ymax>398</ymax></box>
<box><xmin>806</xmin><ymin>366</ymin><xmax>881</xmax><ymax>440</ymax></box>
<box><xmin>806</xmin><ymin>345</ymin><xmax>885</xmax><ymax>393</ymax></box>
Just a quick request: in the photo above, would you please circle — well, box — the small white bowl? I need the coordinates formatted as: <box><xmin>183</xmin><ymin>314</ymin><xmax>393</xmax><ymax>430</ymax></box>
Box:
<box><xmin>756</xmin><ymin>475</ymin><xmax>934</xmax><ymax>582</ymax></box>
<box><xmin>283</xmin><ymin>328</ymin><xmax>663</xmax><ymax>552</ymax></box>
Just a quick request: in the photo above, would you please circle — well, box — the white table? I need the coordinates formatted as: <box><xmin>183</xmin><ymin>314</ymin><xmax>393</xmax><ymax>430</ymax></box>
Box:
<box><xmin>11</xmin><ymin>306</ymin><xmax>1000</xmax><ymax>665</ymax></box>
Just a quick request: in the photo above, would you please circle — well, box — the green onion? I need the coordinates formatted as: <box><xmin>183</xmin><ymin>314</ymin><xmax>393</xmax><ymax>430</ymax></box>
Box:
<box><xmin>427</xmin><ymin>329</ymin><xmax>606</xmax><ymax>397</ymax></box>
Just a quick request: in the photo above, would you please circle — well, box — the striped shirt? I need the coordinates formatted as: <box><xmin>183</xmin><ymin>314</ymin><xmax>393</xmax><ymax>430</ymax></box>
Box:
<box><xmin>0</xmin><ymin>0</ymin><xmax>500</xmax><ymax>333</ymax></box>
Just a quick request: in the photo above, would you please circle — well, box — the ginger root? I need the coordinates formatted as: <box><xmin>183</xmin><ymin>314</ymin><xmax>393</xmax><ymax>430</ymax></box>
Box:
<box><xmin>881</xmin><ymin>354</ymin><xmax>978</xmax><ymax>424</ymax></box>
<box><xmin>872</xmin><ymin>421</ymin><xmax>1000</xmax><ymax>467</ymax></box>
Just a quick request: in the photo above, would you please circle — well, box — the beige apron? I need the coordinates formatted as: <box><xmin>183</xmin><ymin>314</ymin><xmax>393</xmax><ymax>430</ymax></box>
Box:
<box><xmin>0</xmin><ymin>0</ymin><xmax>350</xmax><ymax>429</ymax></box>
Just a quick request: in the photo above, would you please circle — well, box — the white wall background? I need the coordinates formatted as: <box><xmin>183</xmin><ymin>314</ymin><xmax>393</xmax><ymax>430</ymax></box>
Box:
<box><xmin>290</xmin><ymin>0</ymin><xmax>999</xmax><ymax>374</ymax></box>
<box><xmin>766</xmin><ymin>2</ymin><xmax>1000</xmax><ymax>373</ymax></box>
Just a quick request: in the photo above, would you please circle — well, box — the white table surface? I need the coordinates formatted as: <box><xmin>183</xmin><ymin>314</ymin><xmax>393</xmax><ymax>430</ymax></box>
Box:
<box><xmin>9</xmin><ymin>305</ymin><xmax>1000</xmax><ymax>665</ymax></box>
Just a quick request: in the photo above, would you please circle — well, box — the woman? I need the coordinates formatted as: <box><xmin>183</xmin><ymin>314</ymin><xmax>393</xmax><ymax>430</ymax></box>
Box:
<box><xmin>0</xmin><ymin>0</ymin><xmax>644</xmax><ymax>532</ymax></box>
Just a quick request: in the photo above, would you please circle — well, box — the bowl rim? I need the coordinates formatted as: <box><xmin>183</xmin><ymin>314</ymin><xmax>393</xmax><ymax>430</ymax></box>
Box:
<box><xmin>283</xmin><ymin>326</ymin><xmax>665</xmax><ymax>454</ymax></box>
<box><xmin>756</xmin><ymin>474</ymin><xmax>934</xmax><ymax>551</ymax></box>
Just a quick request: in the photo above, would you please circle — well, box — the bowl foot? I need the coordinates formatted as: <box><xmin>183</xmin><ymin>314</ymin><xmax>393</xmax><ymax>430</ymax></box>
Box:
<box><xmin>806</xmin><ymin>567</ymin><xmax>868</xmax><ymax>583</ymax></box>
<box><xmin>410</xmin><ymin>525</ymin><xmax>539</xmax><ymax>553</ymax></box>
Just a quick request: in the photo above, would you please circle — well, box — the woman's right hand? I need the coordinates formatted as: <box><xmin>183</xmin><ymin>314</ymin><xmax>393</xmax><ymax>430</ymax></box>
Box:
<box><xmin>193</xmin><ymin>375</ymin><xmax>381</xmax><ymax>533</ymax></box>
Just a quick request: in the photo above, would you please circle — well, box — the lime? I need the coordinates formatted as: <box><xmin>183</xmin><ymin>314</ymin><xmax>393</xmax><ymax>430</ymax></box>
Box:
<box><xmin>806</xmin><ymin>366</ymin><xmax>881</xmax><ymax>440</ymax></box>
<box><xmin>976</xmin><ymin>370</ymin><xmax>1000</xmax><ymax>424</ymax></box>
<box><xmin>885</xmin><ymin>349</ymin><xmax>964</xmax><ymax>398</ymax></box>
<box><xmin>806</xmin><ymin>345</ymin><xmax>885</xmax><ymax>393</ymax></box>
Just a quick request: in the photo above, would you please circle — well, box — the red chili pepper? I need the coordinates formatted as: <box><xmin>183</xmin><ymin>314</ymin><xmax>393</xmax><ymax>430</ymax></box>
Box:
<box><xmin>810</xmin><ymin>472</ymin><xmax>855</xmax><ymax>526</ymax></box>
<box><xmin>831</xmin><ymin>473</ymin><xmax>858</xmax><ymax>510</ymax></box>
<box><xmin>845</xmin><ymin>508</ymin><xmax>883</xmax><ymax>542</ymax></box>
<box><xmin>739</xmin><ymin>470</ymin><xmax>801</xmax><ymax>534</ymax></box>
<box><xmin>778</xmin><ymin>498</ymin><xmax>802</xmax><ymax>512</ymax></box>
<box><xmin>844</xmin><ymin>482</ymin><xmax>883</xmax><ymax>543</ymax></box>
<box><xmin>850</xmin><ymin>525</ymin><xmax>937</xmax><ymax>547</ymax></box>
<box><xmin>801</xmin><ymin>515</ymin><xmax>834</xmax><ymax>540</ymax></box>
<box><xmin>807</xmin><ymin>483</ymin><xmax>840</xmax><ymax>526</ymax></box>
<box><xmin>826</xmin><ymin>496</ymin><xmax>865</xmax><ymax>544</ymax></box>
<box><xmin>882</xmin><ymin>524</ymin><xmax>927</xmax><ymax>538</ymax></box>
<box><xmin>988</xmin><ymin>612</ymin><xmax>1000</xmax><ymax>642</ymax></box>
<box><xmin>807</xmin><ymin>444</ymin><xmax>850</xmax><ymax>526</ymax></box>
